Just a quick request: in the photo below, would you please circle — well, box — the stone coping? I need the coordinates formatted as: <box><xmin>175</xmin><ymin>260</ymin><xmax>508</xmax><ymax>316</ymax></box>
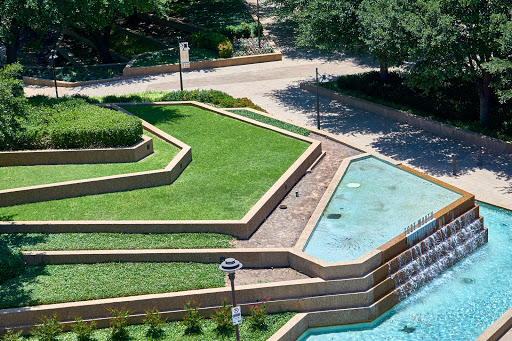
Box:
<box><xmin>0</xmin><ymin>117</ymin><xmax>192</xmax><ymax>207</ymax></box>
<box><xmin>0</xmin><ymin>135</ymin><xmax>153</xmax><ymax>167</ymax></box>
<box><xmin>476</xmin><ymin>306</ymin><xmax>512</xmax><ymax>341</ymax></box>
<box><xmin>123</xmin><ymin>51</ymin><xmax>283</xmax><ymax>77</ymax></box>
<box><xmin>0</xmin><ymin>102</ymin><xmax>320</xmax><ymax>239</ymax></box>
<box><xmin>300</xmin><ymin>82</ymin><xmax>512</xmax><ymax>156</ymax></box>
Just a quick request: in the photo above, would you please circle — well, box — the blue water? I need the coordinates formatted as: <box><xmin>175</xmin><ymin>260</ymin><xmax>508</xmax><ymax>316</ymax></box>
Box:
<box><xmin>297</xmin><ymin>202</ymin><xmax>512</xmax><ymax>340</ymax></box>
<box><xmin>303</xmin><ymin>156</ymin><xmax>462</xmax><ymax>262</ymax></box>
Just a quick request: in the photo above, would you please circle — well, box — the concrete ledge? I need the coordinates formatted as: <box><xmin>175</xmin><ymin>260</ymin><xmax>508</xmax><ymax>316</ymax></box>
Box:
<box><xmin>300</xmin><ymin>82</ymin><xmax>512</xmax><ymax>156</ymax></box>
<box><xmin>123</xmin><ymin>52</ymin><xmax>282</xmax><ymax>77</ymax></box>
<box><xmin>477</xmin><ymin>306</ymin><xmax>512</xmax><ymax>341</ymax></box>
<box><xmin>0</xmin><ymin>119</ymin><xmax>191</xmax><ymax>207</ymax></box>
<box><xmin>0</xmin><ymin>135</ymin><xmax>153</xmax><ymax>166</ymax></box>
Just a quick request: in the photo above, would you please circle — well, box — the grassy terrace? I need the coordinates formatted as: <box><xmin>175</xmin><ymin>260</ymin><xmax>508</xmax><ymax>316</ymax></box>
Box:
<box><xmin>0</xmin><ymin>263</ymin><xmax>224</xmax><ymax>309</ymax></box>
<box><xmin>0</xmin><ymin>105</ymin><xmax>309</xmax><ymax>221</ymax></box>
<box><xmin>0</xmin><ymin>132</ymin><xmax>178</xmax><ymax>190</ymax></box>
<box><xmin>0</xmin><ymin>233</ymin><xmax>234</xmax><ymax>251</ymax></box>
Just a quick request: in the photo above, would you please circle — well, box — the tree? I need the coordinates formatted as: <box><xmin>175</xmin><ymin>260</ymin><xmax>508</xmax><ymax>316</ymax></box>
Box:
<box><xmin>357</xmin><ymin>0</ymin><xmax>413</xmax><ymax>82</ymax></box>
<box><xmin>0</xmin><ymin>0</ymin><xmax>57</xmax><ymax>64</ymax></box>
<box><xmin>265</xmin><ymin>0</ymin><xmax>362</xmax><ymax>52</ymax></box>
<box><xmin>60</xmin><ymin>0</ymin><xmax>134</xmax><ymax>64</ymax></box>
<box><xmin>404</xmin><ymin>0</ymin><xmax>512</xmax><ymax>126</ymax></box>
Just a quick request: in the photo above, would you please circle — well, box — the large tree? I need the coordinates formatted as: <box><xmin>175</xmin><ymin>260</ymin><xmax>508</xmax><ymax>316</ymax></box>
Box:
<box><xmin>404</xmin><ymin>0</ymin><xmax>512</xmax><ymax>126</ymax></box>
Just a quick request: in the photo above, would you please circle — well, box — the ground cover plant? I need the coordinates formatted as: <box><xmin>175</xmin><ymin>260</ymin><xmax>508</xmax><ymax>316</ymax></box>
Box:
<box><xmin>325</xmin><ymin>72</ymin><xmax>512</xmax><ymax>141</ymax></box>
<box><xmin>0</xmin><ymin>105</ymin><xmax>309</xmax><ymax>221</ymax></box>
<box><xmin>228</xmin><ymin>109</ymin><xmax>311</xmax><ymax>136</ymax></box>
<box><xmin>109</xmin><ymin>29</ymin><xmax>162</xmax><ymax>58</ymax></box>
<box><xmin>131</xmin><ymin>47</ymin><xmax>219</xmax><ymax>68</ymax></box>
<box><xmin>7</xmin><ymin>312</ymin><xmax>295</xmax><ymax>340</ymax></box>
<box><xmin>0</xmin><ymin>262</ymin><xmax>224</xmax><ymax>309</ymax></box>
<box><xmin>0</xmin><ymin>132</ymin><xmax>178</xmax><ymax>190</ymax></box>
<box><xmin>232</xmin><ymin>38</ymin><xmax>273</xmax><ymax>57</ymax></box>
<box><xmin>0</xmin><ymin>232</ymin><xmax>234</xmax><ymax>251</ymax></box>
<box><xmin>86</xmin><ymin>89</ymin><xmax>266</xmax><ymax>112</ymax></box>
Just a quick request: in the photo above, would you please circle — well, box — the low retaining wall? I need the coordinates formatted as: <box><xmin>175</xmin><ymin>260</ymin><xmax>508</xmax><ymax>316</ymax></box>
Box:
<box><xmin>0</xmin><ymin>135</ymin><xmax>153</xmax><ymax>166</ymax></box>
<box><xmin>300</xmin><ymin>83</ymin><xmax>512</xmax><ymax>156</ymax></box>
<box><xmin>123</xmin><ymin>52</ymin><xmax>282</xmax><ymax>77</ymax></box>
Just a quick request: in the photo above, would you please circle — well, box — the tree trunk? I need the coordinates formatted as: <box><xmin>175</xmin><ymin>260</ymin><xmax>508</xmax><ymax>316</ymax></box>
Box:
<box><xmin>5</xmin><ymin>43</ymin><xmax>19</xmax><ymax>64</ymax></box>
<box><xmin>379</xmin><ymin>61</ymin><xmax>389</xmax><ymax>83</ymax></box>
<box><xmin>477</xmin><ymin>70</ymin><xmax>491</xmax><ymax>126</ymax></box>
<box><xmin>91</xmin><ymin>26</ymin><xmax>114</xmax><ymax>64</ymax></box>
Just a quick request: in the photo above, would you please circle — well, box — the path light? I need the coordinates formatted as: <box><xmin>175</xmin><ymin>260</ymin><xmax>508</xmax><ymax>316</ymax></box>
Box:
<box><xmin>257</xmin><ymin>0</ymin><xmax>261</xmax><ymax>48</ymax></box>
<box><xmin>316</xmin><ymin>68</ymin><xmax>326</xmax><ymax>130</ymax></box>
<box><xmin>49</xmin><ymin>50</ymin><xmax>58</xmax><ymax>98</ymax></box>
<box><xmin>219</xmin><ymin>257</ymin><xmax>243</xmax><ymax>341</ymax></box>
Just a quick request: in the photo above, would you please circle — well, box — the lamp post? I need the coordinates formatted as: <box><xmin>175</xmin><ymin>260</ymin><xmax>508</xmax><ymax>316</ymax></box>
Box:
<box><xmin>177</xmin><ymin>36</ymin><xmax>183</xmax><ymax>91</ymax></box>
<box><xmin>219</xmin><ymin>258</ymin><xmax>243</xmax><ymax>341</ymax></box>
<box><xmin>315</xmin><ymin>68</ymin><xmax>326</xmax><ymax>130</ymax></box>
<box><xmin>257</xmin><ymin>0</ymin><xmax>261</xmax><ymax>48</ymax></box>
<box><xmin>49</xmin><ymin>49</ymin><xmax>58</xmax><ymax>98</ymax></box>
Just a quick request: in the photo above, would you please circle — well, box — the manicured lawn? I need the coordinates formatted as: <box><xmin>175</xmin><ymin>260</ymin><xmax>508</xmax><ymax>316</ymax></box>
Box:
<box><xmin>0</xmin><ymin>105</ymin><xmax>308</xmax><ymax>221</ymax></box>
<box><xmin>0</xmin><ymin>233</ymin><xmax>234</xmax><ymax>251</ymax></box>
<box><xmin>19</xmin><ymin>312</ymin><xmax>295</xmax><ymax>340</ymax></box>
<box><xmin>0</xmin><ymin>262</ymin><xmax>224</xmax><ymax>309</ymax></box>
<box><xmin>0</xmin><ymin>132</ymin><xmax>179</xmax><ymax>190</ymax></box>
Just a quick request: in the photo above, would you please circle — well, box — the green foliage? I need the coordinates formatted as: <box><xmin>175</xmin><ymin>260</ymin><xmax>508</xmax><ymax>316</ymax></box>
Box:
<box><xmin>132</xmin><ymin>47</ymin><xmax>219</xmax><ymax>67</ymax></box>
<box><xmin>249</xmin><ymin>297</ymin><xmax>269</xmax><ymax>328</ymax></box>
<box><xmin>31</xmin><ymin>315</ymin><xmax>63</xmax><ymax>341</ymax></box>
<box><xmin>210</xmin><ymin>298</ymin><xmax>234</xmax><ymax>333</ymax></box>
<box><xmin>0</xmin><ymin>63</ymin><xmax>31</xmax><ymax>150</ymax></box>
<box><xmin>1</xmin><ymin>329</ymin><xmax>22</xmax><ymax>341</ymax></box>
<box><xmin>108</xmin><ymin>308</ymin><xmax>131</xmax><ymax>340</ymax></box>
<box><xmin>91</xmin><ymin>89</ymin><xmax>265</xmax><ymax>112</ymax></box>
<box><xmin>71</xmin><ymin>317</ymin><xmax>96</xmax><ymax>341</ymax></box>
<box><xmin>143</xmin><ymin>308</ymin><xmax>167</xmax><ymax>338</ymax></box>
<box><xmin>0</xmin><ymin>240</ymin><xmax>25</xmax><ymax>284</ymax></box>
<box><xmin>191</xmin><ymin>31</ymin><xmax>231</xmax><ymax>58</ymax></box>
<box><xmin>182</xmin><ymin>299</ymin><xmax>203</xmax><ymax>334</ymax></box>
<box><xmin>23</xmin><ymin>64</ymin><xmax>125</xmax><ymax>82</ymax></box>
<box><xmin>220</xmin><ymin>22</ymin><xmax>262</xmax><ymax>39</ymax></box>
<box><xmin>110</xmin><ymin>29</ymin><xmax>162</xmax><ymax>58</ymax></box>
<box><xmin>11</xmin><ymin>98</ymin><xmax>143</xmax><ymax>151</ymax></box>
<box><xmin>227</xmin><ymin>109</ymin><xmax>311</xmax><ymax>136</ymax></box>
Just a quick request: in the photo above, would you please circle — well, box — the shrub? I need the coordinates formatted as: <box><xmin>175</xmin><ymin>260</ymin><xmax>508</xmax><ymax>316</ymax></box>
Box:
<box><xmin>249</xmin><ymin>297</ymin><xmax>269</xmax><ymax>328</ymax></box>
<box><xmin>220</xmin><ymin>22</ymin><xmax>263</xmax><ymax>39</ymax></box>
<box><xmin>211</xmin><ymin>298</ymin><xmax>234</xmax><ymax>333</ymax></box>
<box><xmin>182</xmin><ymin>299</ymin><xmax>203</xmax><ymax>334</ymax></box>
<box><xmin>10</xmin><ymin>98</ymin><xmax>143</xmax><ymax>151</ymax></box>
<box><xmin>71</xmin><ymin>317</ymin><xmax>96</xmax><ymax>341</ymax></box>
<box><xmin>143</xmin><ymin>308</ymin><xmax>166</xmax><ymax>337</ymax></box>
<box><xmin>0</xmin><ymin>241</ymin><xmax>25</xmax><ymax>284</ymax></box>
<box><xmin>0</xmin><ymin>63</ymin><xmax>31</xmax><ymax>150</ymax></box>
<box><xmin>1</xmin><ymin>330</ymin><xmax>22</xmax><ymax>341</ymax></box>
<box><xmin>191</xmin><ymin>31</ymin><xmax>231</xmax><ymax>58</ymax></box>
<box><xmin>31</xmin><ymin>315</ymin><xmax>63</xmax><ymax>341</ymax></box>
<box><xmin>108</xmin><ymin>307</ymin><xmax>131</xmax><ymax>340</ymax></box>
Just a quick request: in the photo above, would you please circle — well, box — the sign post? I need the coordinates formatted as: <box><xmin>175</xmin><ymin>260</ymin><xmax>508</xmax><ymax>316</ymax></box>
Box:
<box><xmin>177</xmin><ymin>38</ymin><xmax>190</xmax><ymax>91</ymax></box>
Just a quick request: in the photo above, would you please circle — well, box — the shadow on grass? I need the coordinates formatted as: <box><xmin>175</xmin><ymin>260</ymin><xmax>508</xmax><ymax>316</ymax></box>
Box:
<box><xmin>121</xmin><ymin>105</ymin><xmax>189</xmax><ymax>126</ymax></box>
<box><xmin>0</xmin><ymin>214</ymin><xmax>18</xmax><ymax>222</ymax></box>
<box><xmin>0</xmin><ymin>233</ymin><xmax>47</xmax><ymax>249</ymax></box>
<box><xmin>0</xmin><ymin>266</ymin><xmax>48</xmax><ymax>309</ymax></box>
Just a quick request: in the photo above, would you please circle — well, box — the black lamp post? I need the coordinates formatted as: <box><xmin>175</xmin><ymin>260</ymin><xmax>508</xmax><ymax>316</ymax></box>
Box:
<box><xmin>257</xmin><ymin>0</ymin><xmax>261</xmax><ymax>48</ymax></box>
<box><xmin>219</xmin><ymin>258</ymin><xmax>243</xmax><ymax>341</ymax></box>
<box><xmin>49</xmin><ymin>49</ymin><xmax>58</xmax><ymax>98</ymax></box>
<box><xmin>177</xmin><ymin>36</ymin><xmax>183</xmax><ymax>91</ymax></box>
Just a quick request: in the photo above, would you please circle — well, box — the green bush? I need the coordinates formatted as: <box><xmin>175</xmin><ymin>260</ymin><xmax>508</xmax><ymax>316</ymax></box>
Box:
<box><xmin>143</xmin><ymin>308</ymin><xmax>166</xmax><ymax>337</ymax></box>
<box><xmin>183</xmin><ymin>299</ymin><xmax>203</xmax><ymax>334</ymax></box>
<box><xmin>31</xmin><ymin>315</ymin><xmax>63</xmax><ymax>341</ymax></box>
<box><xmin>1</xmin><ymin>330</ymin><xmax>22</xmax><ymax>341</ymax></box>
<box><xmin>211</xmin><ymin>298</ymin><xmax>234</xmax><ymax>333</ymax></box>
<box><xmin>0</xmin><ymin>63</ymin><xmax>31</xmax><ymax>150</ymax></box>
<box><xmin>71</xmin><ymin>318</ymin><xmax>96</xmax><ymax>341</ymax></box>
<box><xmin>218</xmin><ymin>40</ymin><xmax>233</xmax><ymax>58</ymax></box>
<box><xmin>191</xmin><ymin>31</ymin><xmax>231</xmax><ymax>58</ymax></box>
<box><xmin>220</xmin><ymin>22</ymin><xmax>263</xmax><ymax>39</ymax></box>
<box><xmin>10</xmin><ymin>98</ymin><xmax>143</xmax><ymax>150</ymax></box>
<box><xmin>0</xmin><ymin>241</ymin><xmax>25</xmax><ymax>284</ymax></box>
<box><xmin>108</xmin><ymin>308</ymin><xmax>131</xmax><ymax>341</ymax></box>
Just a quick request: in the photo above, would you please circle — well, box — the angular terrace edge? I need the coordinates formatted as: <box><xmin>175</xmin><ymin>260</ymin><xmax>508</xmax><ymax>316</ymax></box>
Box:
<box><xmin>0</xmin><ymin>135</ymin><xmax>153</xmax><ymax>167</ymax></box>
<box><xmin>0</xmin><ymin>102</ymin><xmax>321</xmax><ymax>239</ymax></box>
<box><xmin>0</xmin><ymin>116</ymin><xmax>192</xmax><ymax>207</ymax></box>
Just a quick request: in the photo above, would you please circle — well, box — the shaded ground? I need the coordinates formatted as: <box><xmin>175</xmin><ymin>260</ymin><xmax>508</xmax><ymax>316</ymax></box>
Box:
<box><xmin>227</xmin><ymin>268</ymin><xmax>310</xmax><ymax>286</ymax></box>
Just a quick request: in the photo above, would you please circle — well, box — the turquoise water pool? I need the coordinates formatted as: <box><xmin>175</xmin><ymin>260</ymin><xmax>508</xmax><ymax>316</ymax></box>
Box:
<box><xmin>303</xmin><ymin>156</ymin><xmax>462</xmax><ymax>262</ymax></box>
<box><xmin>297</xmin><ymin>202</ymin><xmax>512</xmax><ymax>340</ymax></box>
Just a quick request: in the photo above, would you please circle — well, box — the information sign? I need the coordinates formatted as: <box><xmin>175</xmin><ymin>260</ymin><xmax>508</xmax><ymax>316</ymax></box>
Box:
<box><xmin>232</xmin><ymin>306</ymin><xmax>242</xmax><ymax>325</ymax></box>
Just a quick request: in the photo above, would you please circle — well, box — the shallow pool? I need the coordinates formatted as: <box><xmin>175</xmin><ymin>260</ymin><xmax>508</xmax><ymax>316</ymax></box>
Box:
<box><xmin>303</xmin><ymin>156</ymin><xmax>462</xmax><ymax>262</ymax></box>
<box><xmin>297</xmin><ymin>202</ymin><xmax>512</xmax><ymax>340</ymax></box>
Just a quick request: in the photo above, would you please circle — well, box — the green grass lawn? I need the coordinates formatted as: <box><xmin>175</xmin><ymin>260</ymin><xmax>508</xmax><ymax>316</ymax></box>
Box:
<box><xmin>19</xmin><ymin>312</ymin><xmax>295</xmax><ymax>340</ymax></box>
<box><xmin>132</xmin><ymin>47</ymin><xmax>219</xmax><ymax>68</ymax></box>
<box><xmin>0</xmin><ymin>262</ymin><xmax>224</xmax><ymax>309</ymax></box>
<box><xmin>228</xmin><ymin>109</ymin><xmax>311</xmax><ymax>136</ymax></box>
<box><xmin>0</xmin><ymin>233</ymin><xmax>234</xmax><ymax>251</ymax></box>
<box><xmin>0</xmin><ymin>105</ymin><xmax>308</xmax><ymax>221</ymax></box>
<box><xmin>0</xmin><ymin>132</ymin><xmax>179</xmax><ymax>190</ymax></box>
